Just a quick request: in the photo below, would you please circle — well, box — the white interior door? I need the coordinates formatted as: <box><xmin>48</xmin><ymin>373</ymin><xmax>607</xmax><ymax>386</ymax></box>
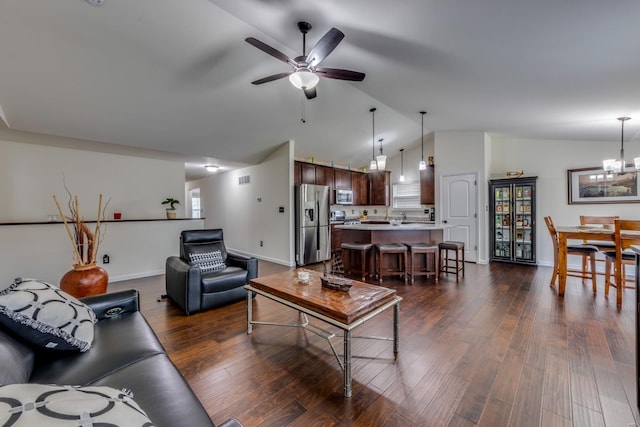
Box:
<box><xmin>440</xmin><ymin>173</ymin><xmax>478</xmax><ymax>262</ymax></box>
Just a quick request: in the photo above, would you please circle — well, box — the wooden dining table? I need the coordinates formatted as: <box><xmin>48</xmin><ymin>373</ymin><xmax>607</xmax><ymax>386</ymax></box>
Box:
<box><xmin>556</xmin><ymin>225</ymin><xmax>640</xmax><ymax>306</ymax></box>
<box><xmin>555</xmin><ymin>226</ymin><xmax>615</xmax><ymax>298</ymax></box>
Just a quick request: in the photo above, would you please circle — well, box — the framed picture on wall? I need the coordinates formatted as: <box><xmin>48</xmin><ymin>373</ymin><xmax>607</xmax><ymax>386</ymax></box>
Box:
<box><xmin>567</xmin><ymin>166</ymin><xmax>640</xmax><ymax>204</ymax></box>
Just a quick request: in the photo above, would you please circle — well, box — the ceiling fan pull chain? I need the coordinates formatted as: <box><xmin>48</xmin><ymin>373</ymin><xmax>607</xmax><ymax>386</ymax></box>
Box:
<box><xmin>300</xmin><ymin>98</ymin><xmax>306</xmax><ymax>124</ymax></box>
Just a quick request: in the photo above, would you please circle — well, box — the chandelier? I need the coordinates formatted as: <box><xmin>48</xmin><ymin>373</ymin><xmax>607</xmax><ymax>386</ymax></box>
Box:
<box><xmin>603</xmin><ymin>117</ymin><xmax>639</xmax><ymax>173</ymax></box>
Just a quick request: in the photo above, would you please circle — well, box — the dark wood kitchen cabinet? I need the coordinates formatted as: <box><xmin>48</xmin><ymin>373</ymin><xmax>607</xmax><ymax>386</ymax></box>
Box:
<box><xmin>295</xmin><ymin>161</ymin><xmax>335</xmax><ymax>203</ymax></box>
<box><xmin>352</xmin><ymin>172</ymin><xmax>368</xmax><ymax>205</ymax></box>
<box><xmin>331</xmin><ymin>223</ymin><xmax>343</xmax><ymax>254</ymax></box>
<box><xmin>300</xmin><ymin>162</ymin><xmax>317</xmax><ymax>184</ymax></box>
<box><xmin>420</xmin><ymin>165</ymin><xmax>435</xmax><ymax>205</ymax></box>
<box><xmin>368</xmin><ymin>171</ymin><xmax>391</xmax><ymax>206</ymax></box>
<box><xmin>315</xmin><ymin>165</ymin><xmax>333</xmax><ymax>187</ymax></box>
<box><xmin>333</xmin><ymin>168</ymin><xmax>351</xmax><ymax>190</ymax></box>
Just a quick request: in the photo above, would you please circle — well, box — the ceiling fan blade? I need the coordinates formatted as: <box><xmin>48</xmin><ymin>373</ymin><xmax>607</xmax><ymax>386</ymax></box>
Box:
<box><xmin>306</xmin><ymin>28</ymin><xmax>345</xmax><ymax>67</ymax></box>
<box><xmin>245</xmin><ymin>37</ymin><xmax>297</xmax><ymax>67</ymax></box>
<box><xmin>303</xmin><ymin>87</ymin><xmax>317</xmax><ymax>100</ymax></box>
<box><xmin>251</xmin><ymin>71</ymin><xmax>293</xmax><ymax>85</ymax></box>
<box><xmin>315</xmin><ymin>67</ymin><xmax>365</xmax><ymax>81</ymax></box>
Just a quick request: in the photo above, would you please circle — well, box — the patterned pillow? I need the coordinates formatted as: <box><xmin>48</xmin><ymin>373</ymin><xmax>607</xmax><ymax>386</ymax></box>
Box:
<box><xmin>0</xmin><ymin>278</ymin><xmax>96</xmax><ymax>352</ymax></box>
<box><xmin>0</xmin><ymin>384</ymin><xmax>153</xmax><ymax>426</ymax></box>
<box><xmin>188</xmin><ymin>251</ymin><xmax>227</xmax><ymax>273</ymax></box>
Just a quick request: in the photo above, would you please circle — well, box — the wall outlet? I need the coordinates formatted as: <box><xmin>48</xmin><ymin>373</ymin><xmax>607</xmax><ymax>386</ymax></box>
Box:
<box><xmin>102</xmin><ymin>254</ymin><xmax>110</xmax><ymax>264</ymax></box>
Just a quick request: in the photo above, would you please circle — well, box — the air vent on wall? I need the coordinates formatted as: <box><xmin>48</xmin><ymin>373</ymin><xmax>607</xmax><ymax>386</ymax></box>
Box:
<box><xmin>239</xmin><ymin>175</ymin><xmax>251</xmax><ymax>185</ymax></box>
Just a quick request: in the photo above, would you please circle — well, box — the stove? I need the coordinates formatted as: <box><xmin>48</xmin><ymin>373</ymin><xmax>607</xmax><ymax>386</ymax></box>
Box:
<box><xmin>343</xmin><ymin>219</ymin><xmax>361</xmax><ymax>225</ymax></box>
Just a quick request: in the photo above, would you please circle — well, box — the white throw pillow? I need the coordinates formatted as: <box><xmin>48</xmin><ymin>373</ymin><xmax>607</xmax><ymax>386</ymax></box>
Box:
<box><xmin>0</xmin><ymin>278</ymin><xmax>96</xmax><ymax>352</ymax></box>
<box><xmin>0</xmin><ymin>384</ymin><xmax>153</xmax><ymax>426</ymax></box>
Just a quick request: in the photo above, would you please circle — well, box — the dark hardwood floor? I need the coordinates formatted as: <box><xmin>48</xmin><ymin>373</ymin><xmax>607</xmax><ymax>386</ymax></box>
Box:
<box><xmin>110</xmin><ymin>261</ymin><xmax>639</xmax><ymax>427</ymax></box>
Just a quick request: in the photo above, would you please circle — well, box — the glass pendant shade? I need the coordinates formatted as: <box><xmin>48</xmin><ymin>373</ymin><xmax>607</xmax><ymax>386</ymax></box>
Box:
<box><xmin>418</xmin><ymin>111</ymin><xmax>427</xmax><ymax>170</ymax></box>
<box><xmin>603</xmin><ymin>158</ymin><xmax>622</xmax><ymax>173</ymax></box>
<box><xmin>376</xmin><ymin>138</ymin><xmax>386</xmax><ymax>171</ymax></box>
<box><xmin>603</xmin><ymin>117</ymin><xmax>631</xmax><ymax>173</ymax></box>
<box><xmin>369</xmin><ymin>107</ymin><xmax>378</xmax><ymax>171</ymax></box>
<box><xmin>289</xmin><ymin>70</ymin><xmax>319</xmax><ymax>89</ymax></box>
<box><xmin>635</xmin><ymin>157</ymin><xmax>640</xmax><ymax>170</ymax></box>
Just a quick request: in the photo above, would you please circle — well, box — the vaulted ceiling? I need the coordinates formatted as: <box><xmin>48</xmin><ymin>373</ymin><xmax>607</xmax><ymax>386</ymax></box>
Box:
<box><xmin>1</xmin><ymin>0</ymin><xmax>639</xmax><ymax>180</ymax></box>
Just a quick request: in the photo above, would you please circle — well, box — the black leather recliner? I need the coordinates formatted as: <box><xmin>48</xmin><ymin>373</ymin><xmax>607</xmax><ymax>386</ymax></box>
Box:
<box><xmin>165</xmin><ymin>229</ymin><xmax>258</xmax><ymax>315</ymax></box>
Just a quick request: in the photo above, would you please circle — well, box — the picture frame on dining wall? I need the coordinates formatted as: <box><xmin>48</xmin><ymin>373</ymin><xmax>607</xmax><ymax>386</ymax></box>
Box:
<box><xmin>567</xmin><ymin>165</ymin><xmax>640</xmax><ymax>204</ymax></box>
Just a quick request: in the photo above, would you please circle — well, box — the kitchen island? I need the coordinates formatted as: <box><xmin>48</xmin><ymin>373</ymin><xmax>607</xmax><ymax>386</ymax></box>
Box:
<box><xmin>336</xmin><ymin>223</ymin><xmax>452</xmax><ymax>280</ymax></box>
<box><xmin>336</xmin><ymin>222</ymin><xmax>451</xmax><ymax>245</ymax></box>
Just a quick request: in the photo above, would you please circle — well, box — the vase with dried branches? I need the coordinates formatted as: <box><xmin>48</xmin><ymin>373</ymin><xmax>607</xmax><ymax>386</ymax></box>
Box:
<box><xmin>53</xmin><ymin>186</ymin><xmax>110</xmax><ymax>298</ymax></box>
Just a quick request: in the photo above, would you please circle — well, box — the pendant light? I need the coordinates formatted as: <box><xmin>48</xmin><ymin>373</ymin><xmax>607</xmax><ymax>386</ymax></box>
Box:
<box><xmin>418</xmin><ymin>111</ymin><xmax>427</xmax><ymax>170</ymax></box>
<box><xmin>603</xmin><ymin>117</ymin><xmax>631</xmax><ymax>173</ymax></box>
<box><xmin>377</xmin><ymin>138</ymin><xmax>387</xmax><ymax>170</ymax></box>
<box><xmin>399</xmin><ymin>148</ymin><xmax>405</xmax><ymax>182</ymax></box>
<box><xmin>369</xmin><ymin>107</ymin><xmax>378</xmax><ymax>171</ymax></box>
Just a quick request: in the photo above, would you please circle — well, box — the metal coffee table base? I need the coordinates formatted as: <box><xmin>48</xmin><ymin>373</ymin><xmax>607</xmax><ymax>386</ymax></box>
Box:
<box><xmin>246</xmin><ymin>285</ymin><xmax>401</xmax><ymax>398</ymax></box>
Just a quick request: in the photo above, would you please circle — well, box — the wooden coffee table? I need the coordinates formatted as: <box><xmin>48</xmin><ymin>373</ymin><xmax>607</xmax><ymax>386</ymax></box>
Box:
<box><xmin>245</xmin><ymin>269</ymin><xmax>402</xmax><ymax>398</ymax></box>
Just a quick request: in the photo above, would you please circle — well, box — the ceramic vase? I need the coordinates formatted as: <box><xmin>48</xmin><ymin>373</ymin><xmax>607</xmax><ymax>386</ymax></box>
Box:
<box><xmin>60</xmin><ymin>263</ymin><xmax>108</xmax><ymax>298</ymax></box>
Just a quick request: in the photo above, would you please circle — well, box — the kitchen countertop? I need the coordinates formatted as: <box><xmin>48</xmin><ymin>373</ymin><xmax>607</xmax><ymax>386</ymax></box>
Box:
<box><xmin>335</xmin><ymin>223</ymin><xmax>450</xmax><ymax>231</ymax></box>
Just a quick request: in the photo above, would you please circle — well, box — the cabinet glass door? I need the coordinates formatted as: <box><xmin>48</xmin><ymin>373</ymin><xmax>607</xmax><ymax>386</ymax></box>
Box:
<box><xmin>513</xmin><ymin>184</ymin><xmax>534</xmax><ymax>261</ymax></box>
<box><xmin>494</xmin><ymin>185</ymin><xmax>511</xmax><ymax>258</ymax></box>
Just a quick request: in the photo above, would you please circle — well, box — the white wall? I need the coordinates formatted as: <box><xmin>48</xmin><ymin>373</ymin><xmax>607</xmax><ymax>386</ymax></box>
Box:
<box><xmin>0</xmin><ymin>134</ymin><xmax>201</xmax><ymax>284</ymax></box>
<box><xmin>0</xmin><ymin>138</ymin><xmax>185</xmax><ymax>220</ymax></box>
<box><xmin>190</xmin><ymin>141</ymin><xmax>294</xmax><ymax>266</ymax></box>
<box><xmin>489</xmin><ymin>136</ymin><xmax>640</xmax><ymax>268</ymax></box>
<box><xmin>434</xmin><ymin>131</ymin><xmax>489</xmax><ymax>263</ymax></box>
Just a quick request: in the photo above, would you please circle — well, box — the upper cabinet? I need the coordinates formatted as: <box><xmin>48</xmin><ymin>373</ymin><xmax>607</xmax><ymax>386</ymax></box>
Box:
<box><xmin>294</xmin><ymin>162</ymin><xmax>334</xmax><ymax>203</ymax></box>
<box><xmin>352</xmin><ymin>172</ymin><xmax>368</xmax><ymax>205</ymax></box>
<box><xmin>294</xmin><ymin>161</ymin><xmax>390</xmax><ymax>206</ymax></box>
<box><xmin>420</xmin><ymin>165</ymin><xmax>435</xmax><ymax>205</ymax></box>
<box><xmin>333</xmin><ymin>168</ymin><xmax>352</xmax><ymax>190</ymax></box>
<box><xmin>368</xmin><ymin>171</ymin><xmax>391</xmax><ymax>206</ymax></box>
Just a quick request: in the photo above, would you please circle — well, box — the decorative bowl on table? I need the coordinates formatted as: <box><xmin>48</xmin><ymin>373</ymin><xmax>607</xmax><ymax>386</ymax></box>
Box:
<box><xmin>389</xmin><ymin>219</ymin><xmax>403</xmax><ymax>226</ymax></box>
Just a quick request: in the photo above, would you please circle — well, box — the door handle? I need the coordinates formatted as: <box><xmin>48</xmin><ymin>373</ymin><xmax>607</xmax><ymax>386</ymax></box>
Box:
<box><xmin>443</xmin><ymin>220</ymin><xmax>448</xmax><ymax>223</ymax></box>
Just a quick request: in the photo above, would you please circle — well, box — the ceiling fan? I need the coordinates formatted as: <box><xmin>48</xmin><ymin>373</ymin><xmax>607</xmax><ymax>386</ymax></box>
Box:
<box><xmin>245</xmin><ymin>21</ymin><xmax>365</xmax><ymax>100</ymax></box>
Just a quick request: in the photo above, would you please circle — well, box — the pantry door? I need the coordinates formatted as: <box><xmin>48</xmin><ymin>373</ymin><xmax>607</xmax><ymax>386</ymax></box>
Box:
<box><xmin>440</xmin><ymin>173</ymin><xmax>478</xmax><ymax>262</ymax></box>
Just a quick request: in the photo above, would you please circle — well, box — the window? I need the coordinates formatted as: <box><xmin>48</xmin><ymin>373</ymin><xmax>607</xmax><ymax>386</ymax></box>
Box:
<box><xmin>392</xmin><ymin>182</ymin><xmax>421</xmax><ymax>208</ymax></box>
<box><xmin>189</xmin><ymin>188</ymin><xmax>201</xmax><ymax>218</ymax></box>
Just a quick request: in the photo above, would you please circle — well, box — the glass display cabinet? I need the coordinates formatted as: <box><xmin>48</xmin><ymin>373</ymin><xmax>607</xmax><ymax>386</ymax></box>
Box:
<box><xmin>489</xmin><ymin>176</ymin><xmax>538</xmax><ymax>265</ymax></box>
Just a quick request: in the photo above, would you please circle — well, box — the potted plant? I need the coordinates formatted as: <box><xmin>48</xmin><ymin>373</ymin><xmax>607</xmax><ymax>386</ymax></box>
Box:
<box><xmin>162</xmin><ymin>197</ymin><xmax>180</xmax><ymax>219</ymax></box>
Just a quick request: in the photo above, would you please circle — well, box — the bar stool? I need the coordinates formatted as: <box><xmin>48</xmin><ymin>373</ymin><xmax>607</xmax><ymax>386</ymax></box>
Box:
<box><xmin>406</xmin><ymin>243</ymin><xmax>439</xmax><ymax>283</ymax></box>
<box><xmin>340</xmin><ymin>242</ymin><xmax>373</xmax><ymax>281</ymax></box>
<box><xmin>438</xmin><ymin>241</ymin><xmax>465</xmax><ymax>281</ymax></box>
<box><xmin>375</xmin><ymin>243</ymin><xmax>408</xmax><ymax>282</ymax></box>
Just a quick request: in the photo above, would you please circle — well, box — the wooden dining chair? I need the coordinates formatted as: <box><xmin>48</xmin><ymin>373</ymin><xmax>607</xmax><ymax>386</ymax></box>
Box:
<box><xmin>544</xmin><ymin>216</ymin><xmax>599</xmax><ymax>292</ymax></box>
<box><xmin>579</xmin><ymin>215</ymin><xmax>619</xmax><ymax>278</ymax></box>
<box><xmin>604</xmin><ymin>219</ymin><xmax>640</xmax><ymax>306</ymax></box>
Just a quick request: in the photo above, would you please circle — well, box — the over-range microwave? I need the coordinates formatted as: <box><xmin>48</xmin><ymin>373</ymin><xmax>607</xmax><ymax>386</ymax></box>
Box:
<box><xmin>335</xmin><ymin>189</ymin><xmax>353</xmax><ymax>205</ymax></box>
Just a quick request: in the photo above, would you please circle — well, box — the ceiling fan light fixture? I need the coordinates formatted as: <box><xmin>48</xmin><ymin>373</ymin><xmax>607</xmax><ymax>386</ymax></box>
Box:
<box><xmin>289</xmin><ymin>70</ymin><xmax>319</xmax><ymax>90</ymax></box>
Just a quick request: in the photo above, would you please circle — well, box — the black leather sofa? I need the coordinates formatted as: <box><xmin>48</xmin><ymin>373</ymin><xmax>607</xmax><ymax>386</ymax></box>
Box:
<box><xmin>0</xmin><ymin>289</ymin><xmax>242</xmax><ymax>427</ymax></box>
<box><xmin>165</xmin><ymin>229</ymin><xmax>258</xmax><ymax>314</ymax></box>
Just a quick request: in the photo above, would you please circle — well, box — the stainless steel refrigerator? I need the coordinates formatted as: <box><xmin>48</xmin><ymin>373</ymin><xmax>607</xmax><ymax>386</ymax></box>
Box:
<box><xmin>295</xmin><ymin>184</ymin><xmax>331</xmax><ymax>266</ymax></box>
